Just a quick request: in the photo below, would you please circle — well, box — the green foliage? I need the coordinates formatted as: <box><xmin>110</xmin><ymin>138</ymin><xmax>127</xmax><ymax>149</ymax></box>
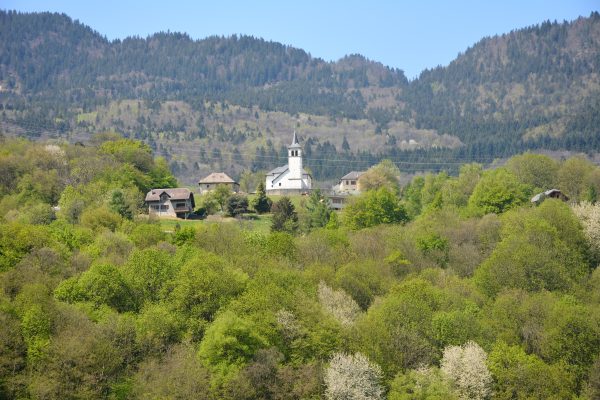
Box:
<box><xmin>336</xmin><ymin>261</ymin><xmax>392</xmax><ymax>310</ymax></box>
<box><xmin>326</xmin><ymin>211</ymin><xmax>340</xmax><ymax>229</ymax></box>
<box><xmin>108</xmin><ymin>189</ymin><xmax>133</xmax><ymax>220</ymax></box>
<box><xmin>389</xmin><ymin>367</ymin><xmax>457</xmax><ymax>400</ymax></box>
<box><xmin>167</xmin><ymin>253</ymin><xmax>247</xmax><ymax>337</ymax></box>
<box><xmin>0</xmin><ymin>222</ymin><xmax>54</xmax><ymax>272</ymax></box>
<box><xmin>271</xmin><ymin>196</ymin><xmax>299</xmax><ymax>234</ymax></box>
<box><xmin>358</xmin><ymin>159</ymin><xmax>401</xmax><ymax>192</ymax></box>
<box><xmin>80</xmin><ymin>206</ymin><xmax>122</xmax><ymax>232</ymax></box>
<box><xmin>468</xmin><ymin>168</ymin><xmax>531</xmax><ymax>215</ymax></box>
<box><xmin>251</xmin><ymin>181</ymin><xmax>272</xmax><ymax>214</ymax></box>
<box><xmin>171</xmin><ymin>226</ymin><xmax>197</xmax><ymax>246</ymax></box>
<box><xmin>416</xmin><ymin>233</ymin><xmax>450</xmax><ymax>268</ymax></box>
<box><xmin>55</xmin><ymin>263</ymin><xmax>135</xmax><ymax>312</ymax></box>
<box><xmin>226</xmin><ymin>194</ymin><xmax>249</xmax><ymax>217</ymax></box>
<box><xmin>540</xmin><ymin>296</ymin><xmax>600</xmax><ymax>387</ymax></box>
<box><xmin>1</xmin><ymin>136</ymin><xmax>600</xmax><ymax>398</ymax></box>
<box><xmin>303</xmin><ymin>189</ymin><xmax>331</xmax><ymax>231</ymax></box>
<box><xmin>121</xmin><ymin>247</ymin><xmax>179</xmax><ymax>305</ymax></box>
<box><xmin>198</xmin><ymin>310</ymin><xmax>268</xmax><ymax>374</ymax></box>
<box><xmin>99</xmin><ymin>139</ymin><xmax>154</xmax><ymax>173</ymax></box>
<box><xmin>475</xmin><ymin>203</ymin><xmax>589</xmax><ymax>297</ymax></box>
<box><xmin>344</xmin><ymin>187</ymin><xmax>408</xmax><ymax>230</ymax></box>
<box><xmin>129</xmin><ymin>223</ymin><xmax>166</xmax><ymax>248</ymax></box>
<box><xmin>265</xmin><ymin>232</ymin><xmax>298</xmax><ymax>261</ymax></box>
<box><xmin>356</xmin><ymin>278</ymin><xmax>442</xmax><ymax>377</ymax></box>
<box><xmin>21</xmin><ymin>304</ymin><xmax>52</xmax><ymax>364</ymax></box>
<box><xmin>488</xmin><ymin>342</ymin><xmax>575</xmax><ymax>399</ymax></box>
<box><xmin>131</xmin><ymin>344</ymin><xmax>212</xmax><ymax>399</ymax></box>
<box><xmin>213</xmin><ymin>185</ymin><xmax>234</xmax><ymax>212</ymax></box>
<box><xmin>136</xmin><ymin>303</ymin><xmax>184</xmax><ymax>354</ymax></box>
<box><xmin>558</xmin><ymin>156</ymin><xmax>596</xmax><ymax>201</ymax></box>
<box><xmin>505</xmin><ymin>153</ymin><xmax>559</xmax><ymax>190</ymax></box>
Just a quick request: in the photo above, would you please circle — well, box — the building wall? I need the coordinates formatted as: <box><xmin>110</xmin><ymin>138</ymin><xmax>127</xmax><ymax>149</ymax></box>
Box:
<box><xmin>267</xmin><ymin>170</ymin><xmax>311</xmax><ymax>192</ymax></box>
<box><xmin>339</xmin><ymin>179</ymin><xmax>359</xmax><ymax>192</ymax></box>
<box><xmin>199</xmin><ymin>182</ymin><xmax>239</xmax><ymax>195</ymax></box>
<box><xmin>148</xmin><ymin>198</ymin><xmax>193</xmax><ymax>218</ymax></box>
<box><xmin>288</xmin><ymin>149</ymin><xmax>303</xmax><ymax>180</ymax></box>
<box><xmin>148</xmin><ymin>199</ymin><xmax>177</xmax><ymax>218</ymax></box>
<box><xmin>266</xmin><ymin>188</ymin><xmax>312</xmax><ymax>196</ymax></box>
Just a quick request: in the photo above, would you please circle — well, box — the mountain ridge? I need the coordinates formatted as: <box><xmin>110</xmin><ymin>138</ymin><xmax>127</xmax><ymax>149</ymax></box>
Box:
<box><xmin>1</xmin><ymin>10</ymin><xmax>599</xmax><ymax>183</ymax></box>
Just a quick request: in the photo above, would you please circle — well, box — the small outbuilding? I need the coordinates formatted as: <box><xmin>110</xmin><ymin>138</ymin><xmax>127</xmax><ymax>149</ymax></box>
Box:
<box><xmin>530</xmin><ymin>189</ymin><xmax>569</xmax><ymax>204</ymax></box>
<box><xmin>145</xmin><ymin>188</ymin><xmax>195</xmax><ymax>219</ymax></box>
<box><xmin>198</xmin><ymin>172</ymin><xmax>239</xmax><ymax>194</ymax></box>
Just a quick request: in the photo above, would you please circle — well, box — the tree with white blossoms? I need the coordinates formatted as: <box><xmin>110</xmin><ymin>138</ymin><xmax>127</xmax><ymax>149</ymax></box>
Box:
<box><xmin>440</xmin><ymin>341</ymin><xmax>492</xmax><ymax>400</ymax></box>
<box><xmin>325</xmin><ymin>352</ymin><xmax>384</xmax><ymax>400</ymax></box>
<box><xmin>318</xmin><ymin>281</ymin><xmax>362</xmax><ymax>326</ymax></box>
<box><xmin>572</xmin><ymin>201</ymin><xmax>600</xmax><ymax>252</ymax></box>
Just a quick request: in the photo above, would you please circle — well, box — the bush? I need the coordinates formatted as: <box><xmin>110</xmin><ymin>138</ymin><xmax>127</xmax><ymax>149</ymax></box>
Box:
<box><xmin>226</xmin><ymin>194</ymin><xmax>249</xmax><ymax>217</ymax></box>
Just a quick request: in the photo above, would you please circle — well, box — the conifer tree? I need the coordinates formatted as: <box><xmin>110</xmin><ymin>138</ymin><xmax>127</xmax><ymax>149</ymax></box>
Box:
<box><xmin>252</xmin><ymin>181</ymin><xmax>272</xmax><ymax>214</ymax></box>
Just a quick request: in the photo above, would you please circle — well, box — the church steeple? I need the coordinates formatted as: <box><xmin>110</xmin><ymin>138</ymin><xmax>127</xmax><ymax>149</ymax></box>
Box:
<box><xmin>289</xmin><ymin>131</ymin><xmax>301</xmax><ymax>148</ymax></box>
<box><xmin>288</xmin><ymin>131</ymin><xmax>302</xmax><ymax>179</ymax></box>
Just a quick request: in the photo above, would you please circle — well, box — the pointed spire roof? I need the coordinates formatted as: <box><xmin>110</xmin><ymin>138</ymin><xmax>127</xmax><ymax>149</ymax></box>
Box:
<box><xmin>288</xmin><ymin>131</ymin><xmax>301</xmax><ymax>149</ymax></box>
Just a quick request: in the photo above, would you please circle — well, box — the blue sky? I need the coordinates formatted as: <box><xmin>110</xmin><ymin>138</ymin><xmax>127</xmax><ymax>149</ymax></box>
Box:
<box><xmin>4</xmin><ymin>0</ymin><xmax>598</xmax><ymax>78</ymax></box>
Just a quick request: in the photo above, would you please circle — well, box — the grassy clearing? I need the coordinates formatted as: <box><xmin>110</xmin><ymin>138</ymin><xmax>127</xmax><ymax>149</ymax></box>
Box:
<box><xmin>158</xmin><ymin>213</ymin><xmax>273</xmax><ymax>234</ymax></box>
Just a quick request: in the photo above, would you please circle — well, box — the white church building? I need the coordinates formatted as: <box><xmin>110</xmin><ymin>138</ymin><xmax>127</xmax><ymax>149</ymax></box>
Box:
<box><xmin>266</xmin><ymin>132</ymin><xmax>312</xmax><ymax>194</ymax></box>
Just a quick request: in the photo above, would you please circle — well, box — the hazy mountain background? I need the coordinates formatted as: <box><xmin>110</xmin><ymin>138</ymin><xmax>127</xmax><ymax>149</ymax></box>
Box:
<box><xmin>1</xmin><ymin>10</ymin><xmax>599</xmax><ymax>185</ymax></box>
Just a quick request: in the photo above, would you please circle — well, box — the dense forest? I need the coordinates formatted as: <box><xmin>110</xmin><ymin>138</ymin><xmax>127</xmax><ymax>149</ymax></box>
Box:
<box><xmin>1</xmin><ymin>135</ymin><xmax>600</xmax><ymax>399</ymax></box>
<box><xmin>1</xmin><ymin>11</ymin><xmax>599</xmax><ymax>182</ymax></box>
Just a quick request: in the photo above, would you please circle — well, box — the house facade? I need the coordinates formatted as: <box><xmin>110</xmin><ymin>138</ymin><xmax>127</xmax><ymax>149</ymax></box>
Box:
<box><xmin>337</xmin><ymin>171</ymin><xmax>364</xmax><ymax>192</ymax></box>
<box><xmin>266</xmin><ymin>132</ymin><xmax>312</xmax><ymax>194</ymax></box>
<box><xmin>327</xmin><ymin>170</ymin><xmax>366</xmax><ymax>210</ymax></box>
<box><xmin>198</xmin><ymin>172</ymin><xmax>240</xmax><ymax>194</ymax></box>
<box><xmin>145</xmin><ymin>188</ymin><xmax>195</xmax><ymax>219</ymax></box>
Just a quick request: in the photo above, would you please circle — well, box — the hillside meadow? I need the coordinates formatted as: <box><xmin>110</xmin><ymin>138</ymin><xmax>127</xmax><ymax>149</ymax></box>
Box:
<box><xmin>0</xmin><ymin>136</ymin><xmax>600</xmax><ymax>399</ymax></box>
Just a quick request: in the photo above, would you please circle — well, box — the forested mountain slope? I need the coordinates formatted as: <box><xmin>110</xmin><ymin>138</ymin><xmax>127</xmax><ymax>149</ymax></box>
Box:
<box><xmin>1</xmin><ymin>10</ymin><xmax>599</xmax><ymax>182</ymax></box>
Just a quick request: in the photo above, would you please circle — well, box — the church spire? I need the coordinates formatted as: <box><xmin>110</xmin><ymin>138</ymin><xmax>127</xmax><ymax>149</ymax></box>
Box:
<box><xmin>289</xmin><ymin>131</ymin><xmax>301</xmax><ymax>149</ymax></box>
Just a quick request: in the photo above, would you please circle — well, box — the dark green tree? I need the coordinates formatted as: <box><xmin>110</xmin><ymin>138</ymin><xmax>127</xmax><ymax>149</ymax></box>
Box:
<box><xmin>252</xmin><ymin>181</ymin><xmax>272</xmax><ymax>214</ymax></box>
<box><xmin>109</xmin><ymin>189</ymin><xmax>133</xmax><ymax>220</ymax></box>
<box><xmin>305</xmin><ymin>189</ymin><xmax>331</xmax><ymax>230</ymax></box>
<box><xmin>271</xmin><ymin>197</ymin><xmax>299</xmax><ymax>234</ymax></box>
<box><xmin>227</xmin><ymin>194</ymin><xmax>249</xmax><ymax>217</ymax></box>
<box><xmin>342</xmin><ymin>136</ymin><xmax>350</xmax><ymax>152</ymax></box>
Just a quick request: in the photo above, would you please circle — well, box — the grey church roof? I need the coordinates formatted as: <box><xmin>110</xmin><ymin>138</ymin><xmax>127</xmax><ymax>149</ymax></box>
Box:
<box><xmin>266</xmin><ymin>165</ymin><xmax>288</xmax><ymax>176</ymax></box>
<box><xmin>266</xmin><ymin>165</ymin><xmax>311</xmax><ymax>178</ymax></box>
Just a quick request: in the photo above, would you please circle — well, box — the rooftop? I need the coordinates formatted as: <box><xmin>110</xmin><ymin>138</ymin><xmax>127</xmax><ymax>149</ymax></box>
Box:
<box><xmin>341</xmin><ymin>171</ymin><xmax>365</xmax><ymax>180</ymax></box>
<box><xmin>145</xmin><ymin>188</ymin><xmax>193</xmax><ymax>202</ymax></box>
<box><xmin>198</xmin><ymin>172</ymin><xmax>237</xmax><ymax>184</ymax></box>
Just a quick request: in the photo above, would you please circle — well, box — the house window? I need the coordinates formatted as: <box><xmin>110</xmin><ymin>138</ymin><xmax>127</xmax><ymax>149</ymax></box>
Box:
<box><xmin>279</xmin><ymin>182</ymin><xmax>281</xmax><ymax>186</ymax></box>
<box><xmin>152</xmin><ymin>205</ymin><xmax>160</xmax><ymax>210</ymax></box>
<box><xmin>351</xmin><ymin>180</ymin><xmax>356</xmax><ymax>185</ymax></box>
<box><xmin>206</xmin><ymin>184</ymin><xmax>209</xmax><ymax>188</ymax></box>
<box><xmin>161</xmin><ymin>205</ymin><xmax>169</xmax><ymax>211</ymax></box>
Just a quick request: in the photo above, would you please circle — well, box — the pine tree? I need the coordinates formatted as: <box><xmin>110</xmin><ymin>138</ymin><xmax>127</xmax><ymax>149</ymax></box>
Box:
<box><xmin>271</xmin><ymin>197</ymin><xmax>298</xmax><ymax>234</ymax></box>
<box><xmin>252</xmin><ymin>181</ymin><xmax>272</xmax><ymax>214</ymax></box>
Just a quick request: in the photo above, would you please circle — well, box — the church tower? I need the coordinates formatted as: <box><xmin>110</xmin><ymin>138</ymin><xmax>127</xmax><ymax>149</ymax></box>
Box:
<box><xmin>288</xmin><ymin>131</ymin><xmax>303</xmax><ymax>179</ymax></box>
